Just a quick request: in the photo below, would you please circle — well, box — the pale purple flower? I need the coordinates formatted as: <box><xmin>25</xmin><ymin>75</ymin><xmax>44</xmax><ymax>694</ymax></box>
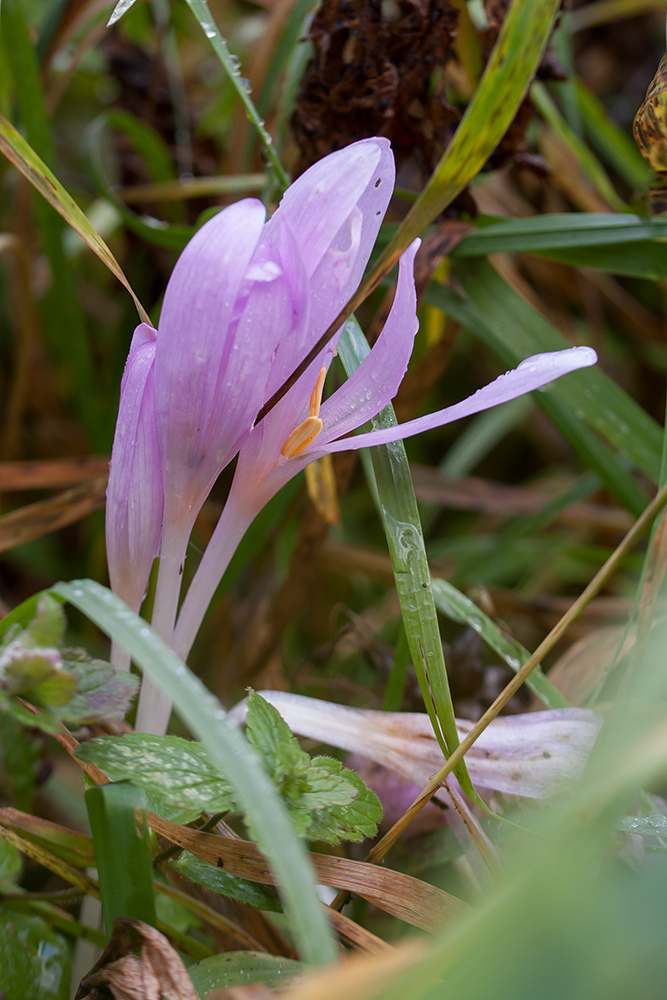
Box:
<box><xmin>132</xmin><ymin>138</ymin><xmax>397</xmax><ymax>729</ymax></box>
<box><xmin>229</xmin><ymin>691</ymin><xmax>604</xmax><ymax>801</ymax></box>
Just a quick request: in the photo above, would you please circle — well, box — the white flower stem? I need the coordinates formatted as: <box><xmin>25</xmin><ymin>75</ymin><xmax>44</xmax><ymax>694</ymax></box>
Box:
<box><xmin>135</xmin><ymin>519</ymin><xmax>189</xmax><ymax>734</ymax></box>
<box><xmin>172</xmin><ymin>494</ymin><xmax>258</xmax><ymax>662</ymax></box>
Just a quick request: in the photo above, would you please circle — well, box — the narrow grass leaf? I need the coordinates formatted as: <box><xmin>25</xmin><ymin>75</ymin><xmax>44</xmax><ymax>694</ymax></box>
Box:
<box><xmin>85</xmin><ymin>782</ymin><xmax>158</xmax><ymax>938</ymax></box>
<box><xmin>358</xmin><ymin>0</ymin><xmax>562</xmax><ymax>294</ymax></box>
<box><xmin>87</xmin><ymin>110</ymin><xmax>194</xmax><ymax>250</ymax></box>
<box><xmin>108</xmin><ymin>0</ymin><xmax>141</xmax><ymax>25</ymax></box>
<box><xmin>431</xmin><ymin>579</ymin><xmax>569</xmax><ymax>710</ymax></box>
<box><xmin>452</xmin><ymin>213</ymin><xmax>667</xmax><ymax>256</ymax></box>
<box><xmin>448</xmin><ymin>258</ymin><xmax>662</xmax><ymax>481</ymax></box>
<box><xmin>575</xmin><ymin>79</ymin><xmax>652</xmax><ymax>191</ymax></box>
<box><xmin>532</xmin><ymin>81</ymin><xmax>629</xmax><ymax>212</ymax></box>
<box><xmin>52</xmin><ymin>579</ymin><xmax>337</xmax><ymax>966</ymax></box>
<box><xmin>184</xmin><ymin>0</ymin><xmax>289</xmax><ymax>192</ymax></box>
<box><xmin>0</xmin><ymin>113</ymin><xmax>149</xmax><ymax>324</ymax></box>
<box><xmin>1</xmin><ymin>0</ymin><xmax>94</xmax><ymax>425</ymax></box>
<box><xmin>337</xmin><ymin>319</ymin><xmax>480</xmax><ymax>804</ymax></box>
<box><xmin>430</xmin><ymin>279</ymin><xmax>650</xmax><ymax>516</ymax></box>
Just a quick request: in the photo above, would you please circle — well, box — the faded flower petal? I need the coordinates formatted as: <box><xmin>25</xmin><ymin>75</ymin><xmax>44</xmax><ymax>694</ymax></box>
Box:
<box><xmin>229</xmin><ymin>692</ymin><xmax>603</xmax><ymax>800</ymax></box>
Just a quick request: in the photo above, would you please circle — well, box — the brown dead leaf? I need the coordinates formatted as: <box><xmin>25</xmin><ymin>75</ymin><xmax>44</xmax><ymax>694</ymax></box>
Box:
<box><xmin>147</xmin><ymin>812</ymin><xmax>469</xmax><ymax>933</ymax></box>
<box><xmin>0</xmin><ymin>455</ymin><xmax>109</xmax><ymax>491</ymax></box>
<box><xmin>0</xmin><ymin>474</ymin><xmax>107</xmax><ymax>553</ymax></box>
<box><xmin>75</xmin><ymin>918</ymin><xmax>198</xmax><ymax>1000</ymax></box>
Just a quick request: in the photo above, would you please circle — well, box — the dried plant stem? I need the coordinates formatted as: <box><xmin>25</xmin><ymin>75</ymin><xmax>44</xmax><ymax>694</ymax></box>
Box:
<box><xmin>365</xmin><ymin>479</ymin><xmax>667</xmax><ymax>866</ymax></box>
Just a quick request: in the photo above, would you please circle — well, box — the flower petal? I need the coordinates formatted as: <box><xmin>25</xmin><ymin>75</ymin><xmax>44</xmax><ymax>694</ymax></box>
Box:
<box><xmin>106</xmin><ymin>323</ymin><xmax>163</xmax><ymax>612</ymax></box>
<box><xmin>154</xmin><ymin>199</ymin><xmax>267</xmax><ymax>519</ymax></box>
<box><xmin>316</xmin><ymin>239</ymin><xmax>420</xmax><ymax>444</ymax></box>
<box><xmin>271</xmin><ymin>138</ymin><xmax>395</xmax><ymax>342</ymax></box>
<box><xmin>229</xmin><ymin>692</ymin><xmax>603</xmax><ymax>799</ymax></box>
<box><xmin>316</xmin><ymin>346</ymin><xmax>598</xmax><ymax>455</ymax></box>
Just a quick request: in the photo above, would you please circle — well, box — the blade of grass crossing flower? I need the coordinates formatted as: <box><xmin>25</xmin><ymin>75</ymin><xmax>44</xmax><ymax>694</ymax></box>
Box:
<box><xmin>337</xmin><ymin>319</ymin><xmax>481</xmax><ymax>805</ymax></box>
<box><xmin>355</xmin><ymin>0</ymin><xmax>561</xmax><ymax>300</ymax></box>
<box><xmin>51</xmin><ymin>580</ymin><xmax>337</xmax><ymax>966</ymax></box>
<box><xmin>85</xmin><ymin>783</ymin><xmax>158</xmax><ymax>938</ymax></box>
<box><xmin>447</xmin><ymin>258</ymin><xmax>662</xmax><ymax>482</ymax></box>
<box><xmin>0</xmin><ymin>113</ymin><xmax>150</xmax><ymax>326</ymax></box>
<box><xmin>1</xmin><ymin>0</ymin><xmax>95</xmax><ymax>427</ymax></box>
<box><xmin>184</xmin><ymin>0</ymin><xmax>289</xmax><ymax>193</ymax></box>
<box><xmin>431</xmin><ymin>579</ymin><xmax>569</xmax><ymax>710</ymax></box>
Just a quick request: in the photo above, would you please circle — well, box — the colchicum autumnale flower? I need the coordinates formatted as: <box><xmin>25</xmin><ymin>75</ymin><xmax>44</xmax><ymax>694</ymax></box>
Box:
<box><xmin>105</xmin><ymin>137</ymin><xmax>598</xmax><ymax>734</ymax></box>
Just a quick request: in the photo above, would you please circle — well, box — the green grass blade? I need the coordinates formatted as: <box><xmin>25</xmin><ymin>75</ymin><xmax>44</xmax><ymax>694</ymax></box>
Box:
<box><xmin>337</xmin><ymin>319</ymin><xmax>480</xmax><ymax>804</ymax></box>
<box><xmin>0</xmin><ymin>113</ymin><xmax>149</xmax><ymax>325</ymax></box>
<box><xmin>184</xmin><ymin>0</ymin><xmax>289</xmax><ymax>193</ymax></box>
<box><xmin>453</xmin><ymin>213</ymin><xmax>667</xmax><ymax>256</ymax></box>
<box><xmin>575</xmin><ymin>79</ymin><xmax>652</xmax><ymax>191</ymax></box>
<box><xmin>51</xmin><ymin>580</ymin><xmax>337</xmax><ymax>966</ymax></box>
<box><xmin>449</xmin><ymin>258</ymin><xmax>662</xmax><ymax>482</ymax></box>
<box><xmin>1</xmin><ymin>0</ymin><xmax>94</xmax><ymax>426</ymax></box>
<box><xmin>431</xmin><ymin>579</ymin><xmax>569</xmax><ymax>710</ymax></box>
<box><xmin>531</xmin><ymin>81</ymin><xmax>629</xmax><ymax>212</ymax></box>
<box><xmin>429</xmin><ymin>279</ymin><xmax>650</xmax><ymax>516</ymax></box>
<box><xmin>85</xmin><ymin>782</ymin><xmax>157</xmax><ymax>938</ymax></box>
<box><xmin>359</xmin><ymin>0</ymin><xmax>561</xmax><ymax>292</ymax></box>
<box><xmin>87</xmin><ymin>110</ymin><xmax>194</xmax><ymax>250</ymax></box>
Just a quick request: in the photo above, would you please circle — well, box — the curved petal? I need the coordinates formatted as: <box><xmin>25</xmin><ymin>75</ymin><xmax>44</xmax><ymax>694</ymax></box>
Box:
<box><xmin>106</xmin><ymin>324</ymin><xmax>163</xmax><ymax>613</ymax></box>
<box><xmin>154</xmin><ymin>199</ymin><xmax>267</xmax><ymax>520</ymax></box>
<box><xmin>316</xmin><ymin>346</ymin><xmax>598</xmax><ymax>456</ymax></box>
<box><xmin>317</xmin><ymin>240</ymin><xmax>420</xmax><ymax>445</ymax></box>
<box><xmin>271</xmin><ymin>138</ymin><xmax>395</xmax><ymax>344</ymax></box>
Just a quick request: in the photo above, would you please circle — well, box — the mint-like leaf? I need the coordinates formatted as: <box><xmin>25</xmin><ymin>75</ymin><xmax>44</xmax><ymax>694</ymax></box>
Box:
<box><xmin>245</xmin><ymin>692</ymin><xmax>382</xmax><ymax>844</ymax></box>
<box><xmin>76</xmin><ymin>734</ymin><xmax>236</xmax><ymax>817</ymax></box>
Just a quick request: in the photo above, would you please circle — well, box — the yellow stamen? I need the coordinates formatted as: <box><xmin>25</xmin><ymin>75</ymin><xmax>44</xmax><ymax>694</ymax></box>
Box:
<box><xmin>281</xmin><ymin>416</ymin><xmax>323</xmax><ymax>458</ymax></box>
<box><xmin>280</xmin><ymin>366</ymin><xmax>328</xmax><ymax>459</ymax></box>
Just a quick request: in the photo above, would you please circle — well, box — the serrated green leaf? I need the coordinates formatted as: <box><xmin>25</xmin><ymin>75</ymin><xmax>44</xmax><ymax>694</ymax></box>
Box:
<box><xmin>0</xmin><ymin>713</ymin><xmax>41</xmax><ymax>810</ymax></box>
<box><xmin>76</xmin><ymin>734</ymin><xmax>236</xmax><ymax>815</ymax></box>
<box><xmin>246</xmin><ymin>689</ymin><xmax>308</xmax><ymax>777</ymax></box>
<box><xmin>304</xmin><ymin>759</ymin><xmax>382</xmax><ymax>844</ymax></box>
<box><xmin>0</xmin><ymin>905</ymin><xmax>71</xmax><ymax>1000</ymax></box>
<box><xmin>188</xmin><ymin>952</ymin><xmax>303</xmax><ymax>999</ymax></box>
<box><xmin>168</xmin><ymin>852</ymin><xmax>283</xmax><ymax>913</ymax></box>
<box><xmin>246</xmin><ymin>693</ymin><xmax>381</xmax><ymax>843</ymax></box>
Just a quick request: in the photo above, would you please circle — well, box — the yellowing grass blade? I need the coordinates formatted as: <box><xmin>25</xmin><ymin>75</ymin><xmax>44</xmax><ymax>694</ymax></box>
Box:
<box><xmin>0</xmin><ymin>112</ymin><xmax>150</xmax><ymax>325</ymax></box>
